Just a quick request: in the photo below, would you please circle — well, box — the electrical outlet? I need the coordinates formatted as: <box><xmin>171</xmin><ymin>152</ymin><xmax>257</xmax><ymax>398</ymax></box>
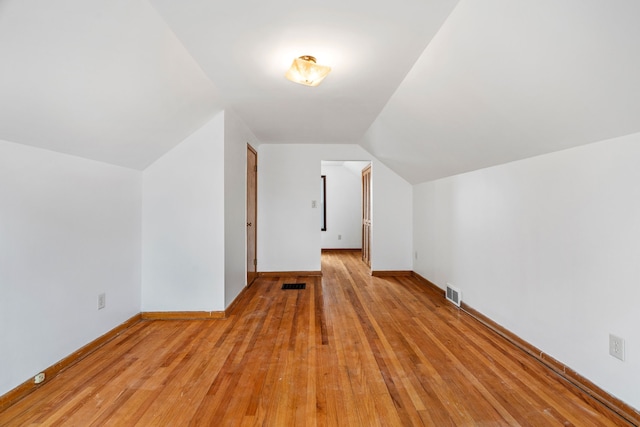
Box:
<box><xmin>98</xmin><ymin>293</ymin><xmax>106</xmax><ymax>310</ymax></box>
<box><xmin>415</xmin><ymin>251</ymin><xmax>418</xmax><ymax>260</ymax></box>
<box><xmin>34</xmin><ymin>372</ymin><xmax>45</xmax><ymax>384</ymax></box>
<box><xmin>338</xmin><ymin>234</ymin><xmax>342</xmax><ymax>240</ymax></box>
<box><xmin>609</xmin><ymin>334</ymin><xmax>625</xmax><ymax>361</ymax></box>
<box><xmin>311</xmin><ymin>200</ymin><xmax>317</xmax><ymax>208</ymax></box>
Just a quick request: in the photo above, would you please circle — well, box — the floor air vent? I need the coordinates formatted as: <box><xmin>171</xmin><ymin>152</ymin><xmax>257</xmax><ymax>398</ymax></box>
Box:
<box><xmin>282</xmin><ymin>283</ymin><xmax>306</xmax><ymax>290</ymax></box>
<box><xmin>446</xmin><ymin>284</ymin><xmax>461</xmax><ymax>307</ymax></box>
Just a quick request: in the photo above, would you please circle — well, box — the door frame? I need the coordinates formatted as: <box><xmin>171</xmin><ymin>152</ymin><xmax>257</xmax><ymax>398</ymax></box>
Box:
<box><xmin>361</xmin><ymin>164</ymin><xmax>372</xmax><ymax>268</ymax></box>
<box><xmin>247</xmin><ymin>144</ymin><xmax>258</xmax><ymax>286</ymax></box>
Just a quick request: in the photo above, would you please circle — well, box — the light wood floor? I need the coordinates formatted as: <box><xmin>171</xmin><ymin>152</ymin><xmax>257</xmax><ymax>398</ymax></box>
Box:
<box><xmin>0</xmin><ymin>251</ymin><xmax>631</xmax><ymax>426</ymax></box>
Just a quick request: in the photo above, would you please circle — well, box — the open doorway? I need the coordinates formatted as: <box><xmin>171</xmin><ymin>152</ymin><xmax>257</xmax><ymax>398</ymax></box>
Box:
<box><xmin>320</xmin><ymin>161</ymin><xmax>371</xmax><ymax>266</ymax></box>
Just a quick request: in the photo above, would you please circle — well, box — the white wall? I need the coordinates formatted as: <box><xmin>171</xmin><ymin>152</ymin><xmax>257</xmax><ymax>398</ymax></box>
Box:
<box><xmin>373</xmin><ymin>158</ymin><xmax>413</xmax><ymax>271</ymax></box>
<box><xmin>258</xmin><ymin>144</ymin><xmax>412</xmax><ymax>272</ymax></box>
<box><xmin>0</xmin><ymin>140</ymin><xmax>141</xmax><ymax>396</ymax></box>
<box><xmin>320</xmin><ymin>162</ymin><xmax>367</xmax><ymax>249</ymax></box>
<box><xmin>413</xmin><ymin>134</ymin><xmax>640</xmax><ymax>409</ymax></box>
<box><xmin>223</xmin><ymin>110</ymin><xmax>259</xmax><ymax>307</ymax></box>
<box><xmin>142</xmin><ymin>113</ymin><xmax>225</xmax><ymax>311</ymax></box>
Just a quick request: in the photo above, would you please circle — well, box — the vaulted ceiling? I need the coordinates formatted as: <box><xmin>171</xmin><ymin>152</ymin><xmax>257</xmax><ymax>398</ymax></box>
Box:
<box><xmin>1</xmin><ymin>0</ymin><xmax>639</xmax><ymax>183</ymax></box>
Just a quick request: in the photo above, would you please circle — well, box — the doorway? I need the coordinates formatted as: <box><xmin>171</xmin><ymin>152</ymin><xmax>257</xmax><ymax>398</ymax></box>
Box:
<box><xmin>320</xmin><ymin>160</ymin><xmax>371</xmax><ymax>269</ymax></box>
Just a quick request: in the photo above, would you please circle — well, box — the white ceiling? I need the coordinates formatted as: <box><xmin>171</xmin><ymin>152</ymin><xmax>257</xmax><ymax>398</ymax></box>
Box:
<box><xmin>363</xmin><ymin>0</ymin><xmax>640</xmax><ymax>183</ymax></box>
<box><xmin>1</xmin><ymin>0</ymin><xmax>640</xmax><ymax>182</ymax></box>
<box><xmin>0</xmin><ymin>0</ymin><xmax>222</xmax><ymax>169</ymax></box>
<box><xmin>148</xmin><ymin>0</ymin><xmax>458</xmax><ymax>145</ymax></box>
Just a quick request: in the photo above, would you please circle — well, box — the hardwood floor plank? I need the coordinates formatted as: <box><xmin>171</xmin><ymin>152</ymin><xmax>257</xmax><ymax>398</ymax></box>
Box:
<box><xmin>0</xmin><ymin>250</ymin><xmax>634</xmax><ymax>426</ymax></box>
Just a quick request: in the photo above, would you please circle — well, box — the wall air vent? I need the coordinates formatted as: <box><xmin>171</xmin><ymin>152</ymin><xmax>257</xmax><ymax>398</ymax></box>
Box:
<box><xmin>446</xmin><ymin>283</ymin><xmax>462</xmax><ymax>307</ymax></box>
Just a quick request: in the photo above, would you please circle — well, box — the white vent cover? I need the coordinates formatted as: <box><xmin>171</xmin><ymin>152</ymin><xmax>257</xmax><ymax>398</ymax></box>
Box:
<box><xmin>446</xmin><ymin>283</ymin><xmax>461</xmax><ymax>307</ymax></box>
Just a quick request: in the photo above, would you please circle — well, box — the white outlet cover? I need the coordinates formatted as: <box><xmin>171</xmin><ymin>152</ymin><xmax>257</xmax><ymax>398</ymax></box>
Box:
<box><xmin>609</xmin><ymin>334</ymin><xmax>625</xmax><ymax>361</ymax></box>
<box><xmin>34</xmin><ymin>372</ymin><xmax>45</xmax><ymax>384</ymax></box>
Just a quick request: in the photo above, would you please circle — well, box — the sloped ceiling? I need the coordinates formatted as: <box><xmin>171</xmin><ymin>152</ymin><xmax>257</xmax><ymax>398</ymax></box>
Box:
<box><xmin>363</xmin><ymin>0</ymin><xmax>640</xmax><ymax>183</ymax></box>
<box><xmin>0</xmin><ymin>0</ymin><xmax>222</xmax><ymax>169</ymax></box>
<box><xmin>1</xmin><ymin>0</ymin><xmax>639</xmax><ymax>182</ymax></box>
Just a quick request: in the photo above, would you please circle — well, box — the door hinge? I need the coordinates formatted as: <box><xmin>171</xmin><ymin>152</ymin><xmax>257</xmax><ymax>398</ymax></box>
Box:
<box><xmin>254</xmin><ymin>165</ymin><xmax>257</xmax><ymax>172</ymax></box>
<box><xmin>253</xmin><ymin>259</ymin><xmax>257</xmax><ymax>266</ymax></box>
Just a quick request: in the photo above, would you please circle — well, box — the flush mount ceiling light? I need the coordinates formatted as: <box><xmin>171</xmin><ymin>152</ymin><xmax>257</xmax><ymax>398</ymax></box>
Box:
<box><xmin>285</xmin><ymin>55</ymin><xmax>331</xmax><ymax>87</ymax></box>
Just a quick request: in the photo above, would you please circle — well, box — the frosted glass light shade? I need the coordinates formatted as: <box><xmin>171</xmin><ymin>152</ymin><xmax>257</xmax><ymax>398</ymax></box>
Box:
<box><xmin>285</xmin><ymin>55</ymin><xmax>331</xmax><ymax>87</ymax></box>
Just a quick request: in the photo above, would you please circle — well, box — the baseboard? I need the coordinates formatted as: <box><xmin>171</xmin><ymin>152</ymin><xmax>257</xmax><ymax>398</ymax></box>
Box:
<box><xmin>372</xmin><ymin>270</ymin><xmax>412</xmax><ymax>277</ymax></box>
<box><xmin>411</xmin><ymin>271</ymin><xmax>639</xmax><ymax>426</ymax></box>
<box><xmin>460</xmin><ymin>302</ymin><xmax>640</xmax><ymax>426</ymax></box>
<box><xmin>141</xmin><ymin>311</ymin><xmax>225</xmax><ymax>320</ymax></box>
<box><xmin>224</xmin><ymin>285</ymin><xmax>250</xmax><ymax>317</ymax></box>
<box><xmin>411</xmin><ymin>272</ymin><xmax>445</xmax><ymax>295</ymax></box>
<box><xmin>1</xmin><ymin>300</ymin><xmax>245</xmax><ymax>411</ymax></box>
<box><xmin>1</xmin><ymin>286</ymin><xmax>250</xmax><ymax>411</ymax></box>
<box><xmin>0</xmin><ymin>313</ymin><xmax>141</xmax><ymax>412</ymax></box>
<box><xmin>142</xmin><ymin>285</ymin><xmax>253</xmax><ymax>321</ymax></box>
<box><xmin>258</xmin><ymin>271</ymin><xmax>323</xmax><ymax>277</ymax></box>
